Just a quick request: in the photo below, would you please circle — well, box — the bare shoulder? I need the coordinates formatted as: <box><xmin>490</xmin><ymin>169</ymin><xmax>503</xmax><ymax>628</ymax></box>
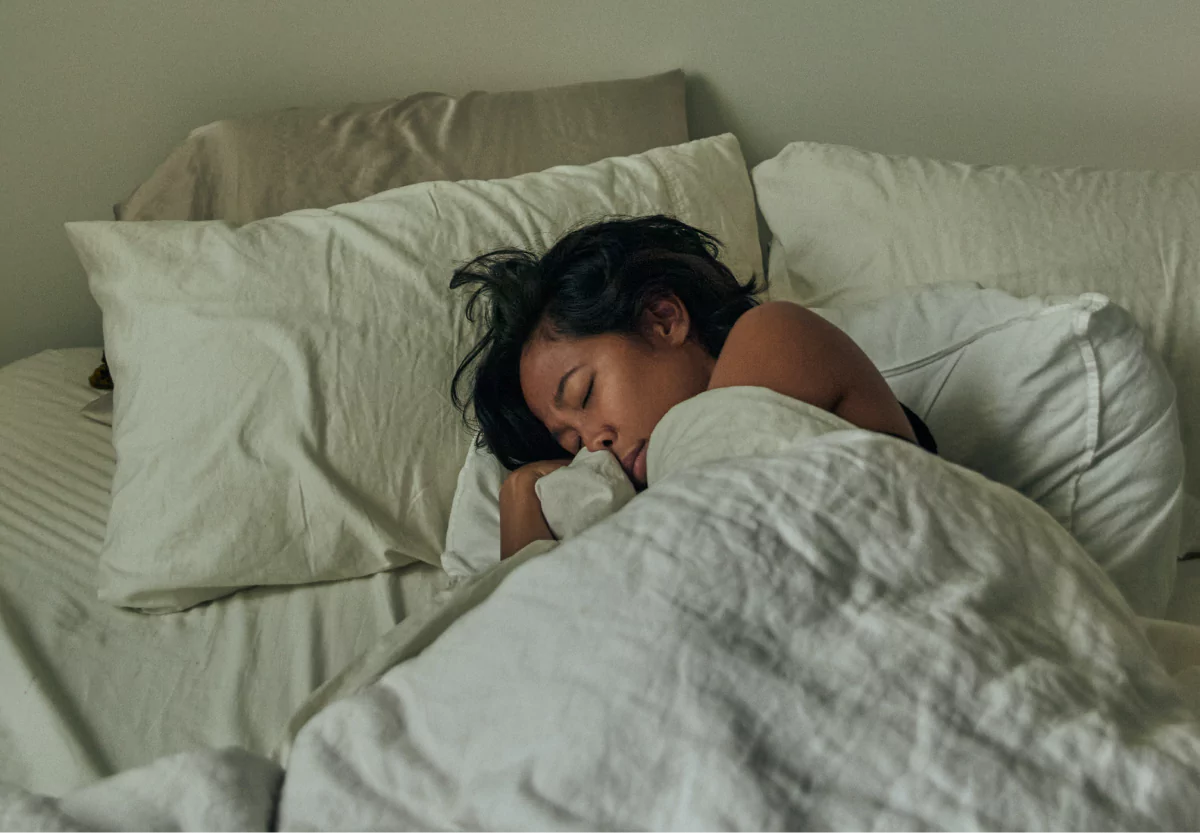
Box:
<box><xmin>724</xmin><ymin>301</ymin><xmax>849</xmax><ymax>347</ymax></box>
<box><xmin>733</xmin><ymin>299</ymin><xmax>814</xmax><ymax>325</ymax></box>
<box><xmin>708</xmin><ymin>301</ymin><xmax>853</xmax><ymax>411</ymax></box>
<box><xmin>709</xmin><ymin>300</ymin><xmax>917</xmax><ymax>441</ymax></box>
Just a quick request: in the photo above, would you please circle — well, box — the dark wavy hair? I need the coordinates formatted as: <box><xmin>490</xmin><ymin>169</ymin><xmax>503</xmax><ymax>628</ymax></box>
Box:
<box><xmin>450</xmin><ymin>215</ymin><xmax>765</xmax><ymax>470</ymax></box>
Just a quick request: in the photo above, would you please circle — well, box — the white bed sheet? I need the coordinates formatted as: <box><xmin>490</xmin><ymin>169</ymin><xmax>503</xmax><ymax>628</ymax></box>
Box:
<box><xmin>1166</xmin><ymin>559</ymin><xmax>1200</xmax><ymax>626</ymax></box>
<box><xmin>0</xmin><ymin>348</ymin><xmax>454</xmax><ymax>796</ymax></box>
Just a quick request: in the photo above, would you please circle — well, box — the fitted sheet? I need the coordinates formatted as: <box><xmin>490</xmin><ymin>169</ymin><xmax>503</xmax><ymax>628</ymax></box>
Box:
<box><xmin>0</xmin><ymin>348</ymin><xmax>453</xmax><ymax>795</ymax></box>
<box><xmin>1166</xmin><ymin>559</ymin><xmax>1200</xmax><ymax>627</ymax></box>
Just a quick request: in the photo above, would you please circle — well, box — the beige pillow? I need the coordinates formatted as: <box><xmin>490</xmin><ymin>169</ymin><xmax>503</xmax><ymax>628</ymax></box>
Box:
<box><xmin>116</xmin><ymin>71</ymin><xmax>688</xmax><ymax>225</ymax></box>
<box><xmin>752</xmin><ymin>141</ymin><xmax>1200</xmax><ymax>502</ymax></box>
<box><xmin>93</xmin><ymin>71</ymin><xmax>687</xmax><ymax>411</ymax></box>
<box><xmin>67</xmin><ymin>134</ymin><xmax>761</xmax><ymax>612</ymax></box>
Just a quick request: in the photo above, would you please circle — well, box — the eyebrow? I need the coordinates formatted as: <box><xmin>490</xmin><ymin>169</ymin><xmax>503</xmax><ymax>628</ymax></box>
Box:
<box><xmin>553</xmin><ymin>365</ymin><xmax>583</xmax><ymax>410</ymax></box>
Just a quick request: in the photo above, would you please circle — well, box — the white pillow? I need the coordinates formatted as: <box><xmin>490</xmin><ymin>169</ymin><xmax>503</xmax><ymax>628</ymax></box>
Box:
<box><xmin>81</xmin><ymin>392</ymin><xmax>113</xmax><ymax>426</ymax></box>
<box><xmin>828</xmin><ymin>286</ymin><xmax>1185</xmax><ymax>617</ymax></box>
<box><xmin>442</xmin><ymin>285</ymin><xmax>1185</xmax><ymax>617</ymax></box>
<box><xmin>441</xmin><ymin>442</ymin><xmax>509</xmax><ymax>578</ymax></box>
<box><xmin>751</xmin><ymin>141</ymin><xmax>1200</xmax><ymax>511</ymax></box>
<box><xmin>66</xmin><ymin>134</ymin><xmax>762</xmax><ymax>612</ymax></box>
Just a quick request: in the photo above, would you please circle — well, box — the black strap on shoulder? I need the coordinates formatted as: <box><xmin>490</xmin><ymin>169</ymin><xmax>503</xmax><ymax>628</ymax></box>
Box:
<box><xmin>898</xmin><ymin>403</ymin><xmax>938</xmax><ymax>454</ymax></box>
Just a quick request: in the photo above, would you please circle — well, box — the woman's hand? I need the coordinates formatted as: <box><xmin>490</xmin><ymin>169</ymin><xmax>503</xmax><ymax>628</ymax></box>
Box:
<box><xmin>499</xmin><ymin>459</ymin><xmax>570</xmax><ymax>560</ymax></box>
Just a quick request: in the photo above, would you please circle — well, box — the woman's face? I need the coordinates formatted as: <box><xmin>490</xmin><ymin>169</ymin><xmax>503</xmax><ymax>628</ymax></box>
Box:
<box><xmin>519</xmin><ymin>298</ymin><xmax>713</xmax><ymax>488</ymax></box>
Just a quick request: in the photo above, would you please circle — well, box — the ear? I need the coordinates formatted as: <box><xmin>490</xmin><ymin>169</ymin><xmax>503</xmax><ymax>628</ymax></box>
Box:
<box><xmin>639</xmin><ymin>294</ymin><xmax>691</xmax><ymax>347</ymax></box>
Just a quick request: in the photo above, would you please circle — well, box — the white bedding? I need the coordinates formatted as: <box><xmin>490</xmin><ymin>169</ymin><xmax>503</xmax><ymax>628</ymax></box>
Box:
<box><xmin>0</xmin><ymin>348</ymin><xmax>453</xmax><ymax>795</ymax></box>
<box><xmin>1167</xmin><ymin>560</ymin><xmax>1200</xmax><ymax>626</ymax></box>
<box><xmin>11</xmin><ymin>387</ymin><xmax>1200</xmax><ymax>830</ymax></box>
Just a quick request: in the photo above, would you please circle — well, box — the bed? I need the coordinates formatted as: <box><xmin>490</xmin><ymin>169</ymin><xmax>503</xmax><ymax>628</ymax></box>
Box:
<box><xmin>5</xmin><ymin>354</ymin><xmax>1200</xmax><ymax>829</ymax></box>
<box><xmin>0</xmin><ymin>347</ymin><xmax>453</xmax><ymax>792</ymax></box>
<box><xmin>4</xmin><ymin>68</ymin><xmax>1200</xmax><ymax>829</ymax></box>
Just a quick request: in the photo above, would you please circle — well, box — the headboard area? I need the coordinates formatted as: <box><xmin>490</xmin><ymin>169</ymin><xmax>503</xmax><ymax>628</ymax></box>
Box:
<box><xmin>3</xmin><ymin>0</ymin><xmax>1199</xmax><ymax>366</ymax></box>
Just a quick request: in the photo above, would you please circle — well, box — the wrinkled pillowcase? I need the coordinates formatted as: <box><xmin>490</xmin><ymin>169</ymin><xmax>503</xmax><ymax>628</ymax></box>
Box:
<box><xmin>67</xmin><ymin>134</ymin><xmax>762</xmax><ymax>612</ymax></box>
<box><xmin>90</xmin><ymin>70</ymin><xmax>690</xmax><ymax>400</ymax></box>
<box><xmin>117</xmin><ymin>70</ymin><xmax>689</xmax><ymax>225</ymax></box>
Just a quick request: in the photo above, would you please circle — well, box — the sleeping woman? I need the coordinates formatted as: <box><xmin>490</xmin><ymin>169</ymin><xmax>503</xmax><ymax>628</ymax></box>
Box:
<box><xmin>449</xmin><ymin>215</ymin><xmax>936</xmax><ymax>559</ymax></box>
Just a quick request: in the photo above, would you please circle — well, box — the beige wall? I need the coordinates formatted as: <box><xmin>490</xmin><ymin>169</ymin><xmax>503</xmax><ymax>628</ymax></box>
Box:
<box><xmin>3</xmin><ymin>0</ymin><xmax>1199</xmax><ymax>366</ymax></box>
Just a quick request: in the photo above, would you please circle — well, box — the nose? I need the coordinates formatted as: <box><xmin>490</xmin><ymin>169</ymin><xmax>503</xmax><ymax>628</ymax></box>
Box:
<box><xmin>582</xmin><ymin>424</ymin><xmax>616</xmax><ymax>454</ymax></box>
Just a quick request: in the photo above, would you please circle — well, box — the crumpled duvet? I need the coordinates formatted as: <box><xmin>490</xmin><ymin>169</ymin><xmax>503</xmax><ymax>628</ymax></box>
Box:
<box><xmin>7</xmin><ymin>387</ymin><xmax>1200</xmax><ymax>830</ymax></box>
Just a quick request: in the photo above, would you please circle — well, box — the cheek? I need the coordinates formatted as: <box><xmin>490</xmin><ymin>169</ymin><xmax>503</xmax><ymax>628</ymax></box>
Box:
<box><xmin>611</xmin><ymin>358</ymin><xmax>693</xmax><ymax>434</ymax></box>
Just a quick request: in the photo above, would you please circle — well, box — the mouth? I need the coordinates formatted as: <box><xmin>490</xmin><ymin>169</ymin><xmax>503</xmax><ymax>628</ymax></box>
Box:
<box><xmin>621</xmin><ymin>440</ymin><xmax>647</xmax><ymax>483</ymax></box>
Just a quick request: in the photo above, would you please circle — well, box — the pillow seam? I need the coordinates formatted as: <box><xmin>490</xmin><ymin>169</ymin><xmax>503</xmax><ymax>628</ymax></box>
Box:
<box><xmin>1065</xmin><ymin>298</ymin><xmax>1106</xmax><ymax>534</ymax></box>
<box><xmin>877</xmin><ymin>299</ymin><xmax>1095</xmax><ymax>376</ymax></box>
<box><xmin>646</xmin><ymin>153</ymin><xmax>685</xmax><ymax>220</ymax></box>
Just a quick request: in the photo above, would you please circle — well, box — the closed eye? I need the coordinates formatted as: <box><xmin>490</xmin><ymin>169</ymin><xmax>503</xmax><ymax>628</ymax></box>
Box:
<box><xmin>582</xmin><ymin>377</ymin><xmax>594</xmax><ymax>409</ymax></box>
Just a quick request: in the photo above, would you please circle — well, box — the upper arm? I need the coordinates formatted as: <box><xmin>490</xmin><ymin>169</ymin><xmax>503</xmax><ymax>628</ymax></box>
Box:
<box><xmin>707</xmin><ymin>301</ymin><xmax>916</xmax><ymax>442</ymax></box>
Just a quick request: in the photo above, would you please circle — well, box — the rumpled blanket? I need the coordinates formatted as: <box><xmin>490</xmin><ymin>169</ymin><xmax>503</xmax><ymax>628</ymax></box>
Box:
<box><xmin>8</xmin><ymin>387</ymin><xmax>1200</xmax><ymax>831</ymax></box>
